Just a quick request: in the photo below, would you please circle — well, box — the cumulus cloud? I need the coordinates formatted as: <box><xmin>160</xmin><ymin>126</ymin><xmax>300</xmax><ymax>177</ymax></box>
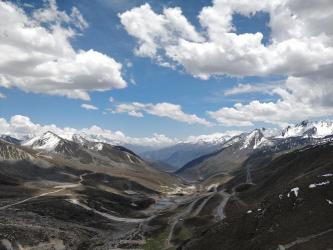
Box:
<box><xmin>81</xmin><ymin>104</ymin><xmax>98</xmax><ymax>110</ymax></box>
<box><xmin>112</xmin><ymin>101</ymin><xmax>211</xmax><ymax>126</ymax></box>
<box><xmin>120</xmin><ymin>0</ymin><xmax>333</xmax><ymax>126</ymax></box>
<box><xmin>0</xmin><ymin>115</ymin><xmax>176</xmax><ymax>147</ymax></box>
<box><xmin>120</xmin><ymin>0</ymin><xmax>333</xmax><ymax>79</ymax></box>
<box><xmin>119</xmin><ymin>3</ymin><xmax>203</xmax><ymax>60</ymax></box>
<box><xmin>0</xmin><ymin>115</ymin><xmax>245</xmax><ymax>147</ymax></box>
<box><xmin>0</xmin><ymin>1</ymin><xmax>126</xmax><ymax>100</ymax></box>
<box><xmin>0</xmin><ymin>115</ymin><xmax>77</xmax><ymax>139</ymax></box>
<box><xmin>208</xmin><ymin>77</ymin><xmax>333</xmax><ymax>127</ymax></box>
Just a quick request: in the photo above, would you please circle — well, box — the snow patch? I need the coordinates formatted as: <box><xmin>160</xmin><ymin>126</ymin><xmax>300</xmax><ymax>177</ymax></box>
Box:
<box><xmin>23</xmin><ymin>132</ymin><xmax>62</xmax><ymax>151</ymax></box>
<box><xmin>309</xmin><ymin>181</ymin><xmax>330</xmax><ymax>188</ymax></box>
<box><xmin>183</xmin><ymin>133</ymin><xmax>229</xmax><ymax>145</ymax></box>
<box><xmin>279</xmin><ymin>120</ymin><xmax>333</xmax><ymax>139</ymax></box>
<box><xmin>206</xmin><ymin>183</ymin><xmax>219</xmax><ymax>191</ymax></box>
<box><xmin>93</xmin><ymin>143</ymin><xmax>103</xmax><ymax>151</ymax></box>
<box><xmin>287</xmin><ymin>187</ymin><xmax>299</xmax><ymax>197</ymax></box>
<box><xmin>326</xmin><ymin>199</ymin><xmax>333</xmax><ymax>205</ymax></box>
<box><xmin>126</xmin><ymin>153</ymin><xmax>134</xmax><ymax>163</ymax></box>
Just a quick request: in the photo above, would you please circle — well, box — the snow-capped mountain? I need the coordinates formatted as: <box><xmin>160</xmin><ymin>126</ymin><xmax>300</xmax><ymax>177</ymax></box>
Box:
<box><xmin>183</xmin><ymin>133</ymin><xmax>230</xmax><ymax>145</ymax></box>
<box><xmin>22</xmin><ymin>131</ymin><xmax>63</xmax><ymax>151</ymax></box>
<box><xmin>72</xmin><ymin>134</ymin><xmax>104</xmax><ymax>151</ymax></box>
<box><xmin>7</xmin><ymin>119</ymin><xmax>333</xmax><ymax>174</ymax></box>
<box><xmin>141</xmin><ymin>133</ymin><xmax>235</xmax><ymax>170</ymax></box>
<box><xmin>20</xmin><ymin>131</ymin><xmax>146</xmax><ymax>167</ymax></box>
<box><xmin>279</xmin><ymin>120</ymin><xmax>333</xmax><ymax>139</ymax></box>
<box><xmin>219</xmin><ymin>129</ymin><xmax>274</xmax><ymax>151</ymax></box>
<box><xmin>175</xmin><ymin>129</ymin><xmax>269</xmax><ymax>180</ymax></box>
<box><xmin>74</xmin><ymin>132</ymin><xmax>123</xmax><ymax>147</ymax></box>
<box><xmin>176</xmin><ymin>124</ymin><xmax>333</xmax><ymax>180</ymax></box>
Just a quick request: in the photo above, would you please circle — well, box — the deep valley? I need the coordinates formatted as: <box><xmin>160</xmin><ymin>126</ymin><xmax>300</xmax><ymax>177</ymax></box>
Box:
<box><xmin>0</xmin><ymin>121</ymin><xmax>332</xmax><ymax>249</ymax></box>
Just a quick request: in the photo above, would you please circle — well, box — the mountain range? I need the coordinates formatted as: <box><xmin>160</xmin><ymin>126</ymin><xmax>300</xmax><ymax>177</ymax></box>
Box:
<box><xmin>138</xmin><ymin>120</ymin><xmax>333</xmax><ymax>173</ymax></box>
<box><xmin>176</xmin><ymin>120</ymin><xmax>333</xmax><ymax>180</ymax></box>
<box><xmin>0</xmin><ymin>120</ymin><xmax>332</xmax><ymax>249</ymax></box>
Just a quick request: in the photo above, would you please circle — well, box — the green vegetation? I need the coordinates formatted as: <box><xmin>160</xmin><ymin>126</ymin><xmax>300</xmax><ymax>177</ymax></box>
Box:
<box><xmin>143</xmin><ymin>231</ymin><xmax>169</xmax><ymax>250</ymax></box>
<box><xmin>177</xmin><ymin>226</ymin><xmax>192</xmax><ymax>241</ymax></box>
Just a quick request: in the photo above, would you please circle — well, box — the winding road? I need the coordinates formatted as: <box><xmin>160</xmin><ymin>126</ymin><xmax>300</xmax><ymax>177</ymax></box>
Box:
<box><xmin>0</xmin><ymin>173</ymin><xmax>88</xmax><ymax>210</ymax></box>
<box><xmin>0</xmin><ymin>172</ymin><xmax>155</xmax><ymax>225</ymax></box>
<box><xmin>67</xmin><ymin>198</ymin><xmax>149</xmax><ymax>223</ymax></box>
<box><xmin>165</xmin><ymin>192</ymin><xmax>213</xmax><ymax>248</ymax></box>
<box><xmin>216</xmin><ymin>190</ymin><xmax>232</xmax><ymax>220</ymax></box>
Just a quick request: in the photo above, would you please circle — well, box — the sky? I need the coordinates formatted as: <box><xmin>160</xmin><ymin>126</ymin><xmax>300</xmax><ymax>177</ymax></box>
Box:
<box><xmin>1</xmin><ymin>0</ymin><xmax>333</xmax><ymax>147</ymax></box>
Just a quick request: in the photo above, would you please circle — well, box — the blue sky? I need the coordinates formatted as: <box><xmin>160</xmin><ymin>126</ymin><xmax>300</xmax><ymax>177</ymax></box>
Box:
<box><xmin>1</xmin><ymin>0</ymin><xmax>332</xmax><ymax>143</ymax></box>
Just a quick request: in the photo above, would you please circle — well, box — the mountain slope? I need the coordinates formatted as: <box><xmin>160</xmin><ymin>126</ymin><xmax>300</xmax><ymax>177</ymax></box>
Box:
<box><xmin>180</xmin><ymin>142</ymin><xmax>333</xmax><ymax>250</ymax></box>
<box><xmin>176</xmin><ymin>129</ymin><xmax>268</xmax><ymax>180</ymax></box>
<box><xmin>280</xmin><ymin>120</ymin><xmax>333</xmax><ymax>138</ymax></box>
<box><xmin>141</xmin><ymin>134</ymin><xmax>229</xmax><ymax>170</ymax></box>
<box><xmin>0</xmin><ymin>139</ymin><xmax>35</xmax><ymax>161</ymax></box>
<box><xmin>21</xmin><ymin>132</ymin><xmax>183</xmax><ymax>192</ymax></box>
<box><xmin>0</xmin><ymin>135</ymin><xmax>22</xmax><ymax>145</ymax></box>
<box><xmin>176</xmin><ymin>123</ymin><xmax>333</xmax><ymax>181</ymax></box>
<box><xmin>0</xmin><ymin>138</ymin><xmax>178</xmax><ymax>249</ymax></box>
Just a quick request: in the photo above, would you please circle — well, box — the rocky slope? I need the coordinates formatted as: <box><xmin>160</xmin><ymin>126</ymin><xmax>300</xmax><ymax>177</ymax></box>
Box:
<box><xmin>176</xmin><ymin>121</ymin><xmax>333</xmax><ymax>181</ymax></box>
<box><xmin>21</xmin><ymin>131</ymin><xmax>182</xmax><ymax>191</ymax></box>
<box><xmin>141</xmin><ymin>133</ymin><xmax>230</xmax><ymax>171</ymax></box>
<box><xmin>0</xmin><ymin>133</ymin><xmax>190</xmax><ymax>250</ymax></box>
<box><xmin>180</xmin><ymin>142</ymin><xmax>333</xmax><ymax>250</ymax></box>
<box><xmin>176</xmin><ymin>129</ymin><xmax>269</xmax><ymax>180</ymax></box>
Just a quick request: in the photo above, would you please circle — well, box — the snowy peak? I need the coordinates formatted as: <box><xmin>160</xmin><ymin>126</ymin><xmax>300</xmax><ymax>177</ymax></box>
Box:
<box><xmin>22</xmin><ymin>131</ymin><xmax>64</xmax><ymax>151</ymax></box>
<box><xmin>72</xmin><ymin>134</ymin><xmax>104</xmax><ymax>151</ymax></box>
<box><xmin>183</xmin><ymin>133</ymin><xmax>229</xmax><ymax>145</ymax></box>
<box><xmin>72</xmin><ymin>134</ymin><xmax>89</xmax><ymax>145</ymax></box>
<box><xmin>280</xmin><ymin>120</ymin><xmax>333</xmax><ymax>139</ymax></box>
<box><xmin>240</xmin><ymin>129</ymin><xmax>265</xmax><ymax>149</ymax></box>
<box><xmin>222</xmin><ymin>129</ymin><xmax>272</xmax><ymax>150</ymax></box>
<box><xmin>76</xmin><ymin>132</ymin><xmax>122</xmax><ymax>147</ymax></box>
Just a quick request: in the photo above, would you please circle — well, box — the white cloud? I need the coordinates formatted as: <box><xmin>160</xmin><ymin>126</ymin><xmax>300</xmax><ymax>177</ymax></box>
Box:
<box><xmin>81</xmin><ymin>103</ymin><xmax>98</xmax><ymax>110</ymax></box>
<box><xmin>119</xmin><ymin>3</ymin><xmax>203</xmax><ymax>59</ymax></box>
<box><xmin>0</xmin><ymin>115</ymin><xmax>176</xmax><ymax>147</ymax></box>
<box><xmin>0</xmin><ymin>1</ymin><xmax>126</xmax><ymax>100</ymax></box>
<box><xmin>0</xmin><ymin>92</ymin><xmax>6</xmax><ymax>99</ymax></box>
<box><xmin>129</xmin><ymin>77</ymin><xmax>136</xmax><ymax>85</ymax></box>
<box><xmin>120</xmin><ymin>1</ymin><xmax>333</xmax><ymax>79</ymax></box>
<box><xmin>224</xmin><ymin>82</ymin><xmax>282</xmax><ymax>96</ymax></box>
<box><xmin>0</xmin><ymin>115</ymin><xmax>77</xmax><ymax>139</ymax></box>
<box><xmin>112</xmin><ymin>101</ymin><xmax>211</xmax><ymax>126</ymax></box>
<box><xmin>120</xmin><ymin>1</ymin><xmax>333</xmax><ymax>126</ymax></box>
<box><xmin>208</xmin><ymin>77</ymin><xmax>333</xmax><ymax>127</ymax></box>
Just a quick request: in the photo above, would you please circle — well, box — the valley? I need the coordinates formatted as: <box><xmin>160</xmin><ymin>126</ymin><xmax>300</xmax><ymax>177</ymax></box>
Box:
<box><xmin>0</xmin><ymin>121</ymin><xmax>333</xmax><ymax>250</ymax></box>
<box><xmin>1</xmin><ymin>0</ymin><xmax>333</xmax><ymax>249</ymax></box>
